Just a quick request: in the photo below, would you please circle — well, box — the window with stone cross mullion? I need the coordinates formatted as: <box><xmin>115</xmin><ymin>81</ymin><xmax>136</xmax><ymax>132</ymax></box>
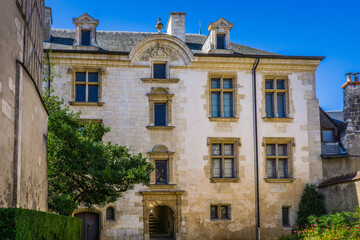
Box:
<box><xmin>211</xmin><ymin>142</ymin><xmax>235</xmax><ymax>178</ymax></box>
<box><xmin>266</xmin><ymin>143</ymin><xmax>289</xmax><ymax>179</ymax></box>
<box><xmin>265</xmin><ymin>78</ymin><xmax>287</xmax><ymax>118</ymax></box>
<box><xmin>75</xmin><ymin>70</ymin><xmax>99</xmax><ymax>102</ymax></box>
<box><xmin>211</xmin><ymin>77</ymin><xmax>234</xmax><ymax>118</ymax></box>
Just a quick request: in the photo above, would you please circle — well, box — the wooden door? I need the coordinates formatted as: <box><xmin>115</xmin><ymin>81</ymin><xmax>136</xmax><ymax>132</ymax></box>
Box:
<box><xmin>75</xmin><ymin>212</ymin><xmax>99</xmax><ymax>240</ymax></box>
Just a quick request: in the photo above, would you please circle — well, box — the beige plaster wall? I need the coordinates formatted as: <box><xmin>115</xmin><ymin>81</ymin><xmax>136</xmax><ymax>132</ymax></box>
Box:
<box><xmin>50</xmin><ymin>51</ymin><xmax>321</xmax><ymax>240</ymax></box>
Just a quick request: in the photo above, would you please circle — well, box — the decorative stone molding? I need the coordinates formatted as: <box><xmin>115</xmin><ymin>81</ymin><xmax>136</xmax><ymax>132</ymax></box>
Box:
<box><xmin>140</xmin><ymin>42</ymin><xmax>179</xmax><ymax>62</ymax></box>
<box><xmin>147</xmin><ymin>87</ymin><xmax>174</xmax><ymax>127</ymax></box>
<box><xmin>72</xmin><ymin>13</ymin><xmax>99</xmax><ymax>47</ymax></box>
<box><xmin>141</xmin><ymin>78</ymin><xmax>180</xmax><ymax>84</ymax></box>
<box><xmin>206</xmin><ymin>17</ymin><xmax>235</xmax><ymax>54</ymax></box>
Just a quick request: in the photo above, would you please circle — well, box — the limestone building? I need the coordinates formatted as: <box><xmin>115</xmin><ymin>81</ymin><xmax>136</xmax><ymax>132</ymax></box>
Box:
<box><xmin>44</xmin><ymin>10</ymin><xmax>324</xmax><ymax>240</ymax></box>
<box><xmin>0</xmin><ymin>0</ymin><xmax>48</xmax><ymax>211</ymax></box>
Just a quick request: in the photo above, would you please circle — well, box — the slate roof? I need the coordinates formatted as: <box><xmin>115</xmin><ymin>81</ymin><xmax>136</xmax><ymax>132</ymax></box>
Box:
<box><xmin>318</xmin><ymin>171</ymin><xmax>360</xmax><ymax>188</ymax></box>
<box><xmin>326</xmin><ymin>110</ymin><xmax>344</xmax><ymax>122</ymax></box>
<box><xmin>43</xmin><ymin>29</ymin><xmax>278</xmax><ymax>55</ymax></box>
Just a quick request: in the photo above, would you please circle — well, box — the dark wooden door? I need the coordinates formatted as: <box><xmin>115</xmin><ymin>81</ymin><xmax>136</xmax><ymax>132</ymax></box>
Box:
<box><xmin>75</xmin><ymin>212</ymin><xmax>99</xmax><ymax>240</ymax></box>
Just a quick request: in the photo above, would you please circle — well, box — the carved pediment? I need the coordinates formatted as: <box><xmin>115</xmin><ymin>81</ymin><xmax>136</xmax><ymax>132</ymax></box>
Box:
<box><xmin>208</xmin><ymin>17</ymin><xmax>234</xmax><ymax>31</ymax></box>
<box><xmin>73</xmin><ymin>13</ymin><xmax>99</xmax><ymax>27</ymax></box>
<box><xmin>140</xmin><ymin>42</ymin><xmax>179</xmax><ymax>62</ymax></box>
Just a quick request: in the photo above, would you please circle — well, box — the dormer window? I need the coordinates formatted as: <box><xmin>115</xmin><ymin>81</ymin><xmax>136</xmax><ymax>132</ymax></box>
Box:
<box><xmin>72</xmin><ymin>13</ymin><xmax>99</xmax><ymax>49</ymax></box>
<box><xmin>216</xmin><ymin>34</ymin><xmax>226</xmax><ymax>49</ymax></box>
<box><xmin>206</xmin><ymin>17</ymin><xmax>234</xmax><ymax>54</ymax></box>
<box><xmin>81</xmin><ymin>30</ymin><xmax>91</xmax><ymax>46</ymax></box>
<box><xmin>153</xmin><ymin>63</ymin><xmax>167</xmax><ymax>79</ymax></box>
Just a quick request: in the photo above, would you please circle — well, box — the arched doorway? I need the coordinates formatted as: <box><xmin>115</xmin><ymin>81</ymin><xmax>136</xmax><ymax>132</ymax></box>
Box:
<box><xmin>149</xmin><ymin>205</ymin><xmax>175</xmax><ymax>239</ymax></box>
<box><xmin>75</xmin><ymin>212</ymin><xmax>100</xmax><ymax>240</ymax></box>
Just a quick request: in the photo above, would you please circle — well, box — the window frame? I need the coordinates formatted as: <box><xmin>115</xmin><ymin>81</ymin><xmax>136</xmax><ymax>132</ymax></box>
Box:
<box><xmin>81</xmin><ymin>29</ymin><xmax>91</xmax><ymax>46</ymax></box>
<box><xmin>148</xmin><ymin>146</ymin><xmax>174</xmax><ymax>186</ymax></box>
<box><xmin>210</xmin><ymin>204</ymin><xmax>231</xmax><ymax>220</ymax></box>
<box><xmin>147</xmin><ymin>87</ymin><xmax>174</xmax><ymax>129</ymax></box>
<box><xmin>282</xmin><ymin>206</ymin><xmax>291</xmax><ymax>227</ymax></box>
<box><xmin>70</xmin><ymin>68</ymin><xmax>104</xmax><ymax>106</ymax></box>
<box><xmin>263</xmin><ymin>138</ymin><xmax>294</xmax><ymax>182</ymax></box>
<box><xmin>321</xmin><ymin>128</ymin><xmax>336</xmax><ymax>143</ymax></box>
<box><xmin>208</xmin><ymin>137</ymin><xmax>240</xmax><ymax>183</ymax></box>
<box><xmin>264</xmin><ymin>78</ymin><xmax>288</xmax><ymax>119</ymax></box>
<box><xmin>106</xmin><ymin>206</ymin><xmax>115</xmax><ymax>221</ymax></box>
<box><xmin>216</xmin><ymin>34</ymin><xmax>226</xmax><ymax>50</ymax></box>
<box><xmin>209</xmin><ymin>74</ymin><xmax>237</xmax><ymax>120</ymax></box>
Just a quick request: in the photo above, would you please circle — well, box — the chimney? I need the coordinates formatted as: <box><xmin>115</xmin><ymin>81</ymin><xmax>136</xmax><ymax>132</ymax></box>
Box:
<box><xmin>166</xmin><ymin>12</ymin><xmax>186</xmax><ymax>41</ymax></box>
<box><xmin>341</xmin><ymin>72</ymin><xmax>360</xmax><ymax>155</ymax></box>
<box><xmin>43</xmin><ymin>7</ymin><xmax>52</xmax><ymax>42</ymax></box>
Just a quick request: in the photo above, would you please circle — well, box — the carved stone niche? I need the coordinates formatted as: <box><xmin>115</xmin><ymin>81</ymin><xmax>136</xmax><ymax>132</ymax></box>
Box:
<box><xmin>140</xmin><ymin>42</ymin><xmax>179</xmax><ymax>62</ymax></box>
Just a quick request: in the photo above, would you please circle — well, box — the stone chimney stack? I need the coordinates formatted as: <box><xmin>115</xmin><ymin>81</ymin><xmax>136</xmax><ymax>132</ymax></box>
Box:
<box><xmin>43</xmin><ymin>7</ymin><xmax>52</xmax><ymax>42</ymax></box>
<box><xmin>166</xmin><ymin>12</ymin><xmax>186</xmax><ymax>42</ymax></box>
<box><xmin>341</xmin><ymin>72</ymin><xmax>360</xmax><ymax>155</ymax></box>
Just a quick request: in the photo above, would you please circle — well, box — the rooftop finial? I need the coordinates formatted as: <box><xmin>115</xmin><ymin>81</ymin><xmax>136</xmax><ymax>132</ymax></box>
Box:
<box><xmin>155</xmin><ymin>17</ymin><xmax>163</xmax><ymax>33</ymax></box>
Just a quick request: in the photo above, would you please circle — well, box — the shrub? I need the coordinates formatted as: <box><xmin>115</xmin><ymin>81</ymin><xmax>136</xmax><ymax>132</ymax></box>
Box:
<box><xmin>0</xmin><ymin>208</ymin><xmax>81</xmax><ymax>240</ymax></box>
<box><xmin>297</xmin><ymin>184</ymin><xmax>326</xmax><ymax>226</ymax></box>
<box><xmin>292</xmin><ymin>208</ymin><xmax>360</xmax><ymax>240</ymax></box>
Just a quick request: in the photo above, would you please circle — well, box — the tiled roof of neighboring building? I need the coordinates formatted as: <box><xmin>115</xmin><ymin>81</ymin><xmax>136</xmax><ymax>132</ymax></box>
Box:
<box><xmin>318</xmin><ymin>171</ymin><xmax>360</xmax><ymax>188</ymax></box>
<box><xmin>43</xmin><ymin>29</ymin><xmax>278</xmax><ymax>55</ymax></box>
<box><xmin>326</xmin><ymin>110</ymin><xmax>344</xmax><ymax>122</ymax></box>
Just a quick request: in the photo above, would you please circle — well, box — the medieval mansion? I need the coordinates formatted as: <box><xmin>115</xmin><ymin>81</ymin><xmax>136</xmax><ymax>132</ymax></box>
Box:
<box><xmin>44</xmin><ymin>9</ymin><xmax>325</xmax><ymax>240</ymax></box>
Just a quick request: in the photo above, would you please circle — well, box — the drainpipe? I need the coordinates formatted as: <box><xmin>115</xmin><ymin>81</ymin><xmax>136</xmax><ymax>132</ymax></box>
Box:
<box><xmin>252</xmin><ymin>57</ymin><xmax>260</xmax><ymax>240</ymax></box>
<box><xmin>46</xmin><ymin>50</ymin><xmax>51</xmax><ymax>96</ymax></box>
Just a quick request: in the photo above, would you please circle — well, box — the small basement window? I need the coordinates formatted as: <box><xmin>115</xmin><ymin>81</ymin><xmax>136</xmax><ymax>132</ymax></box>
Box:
<box><xmin>153</xmin><ymin>63</ymin><xmax>167</xmax><ymax>79</ymax></box>
<box><xmin>282</xmin><ymin>207</ymin><xmax>290</xmax><ymax>227</ymax></box>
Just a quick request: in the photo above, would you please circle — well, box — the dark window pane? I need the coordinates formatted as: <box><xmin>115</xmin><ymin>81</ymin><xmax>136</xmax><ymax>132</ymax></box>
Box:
<box><xmin>88</xmin><ymin>73</ymin><xmax>99</xmax><ymax>82</ymax></box>
<box><xmin>277</xmin><ymin>80</ymin><xmax>285</xmax><ymax>90</ymax></box>
<box><xmin>323</xmin><ymin>130</ymin><xmax>334</xmax><ymax>143</ymax></box>
<box><xmin>266</xmin><ymin>144</ymin><xmax>276</xmax><ymax>156</ymax></box>
<box><xmin>265</xmin><ymin>80</ymin><xmax>274</xmax><ymax>89</ymax></box>
<box><xmin>153</xmin><ymin>64</ymin><xmax>166</xmax><ymax>79</ymax></box>
<box><xmin>212</xmin><ymin>159</ymin><xmax>221</xmax><ymax>178</ymax></box>
<box><xmin>217</xmin><ymin>34</ymin><xmax>225</xmax><ymax>49</ymax></box>
<box><xmin>211</xmin><ymin>78</ymin><xmax>220</xmax><ymax>88</ymax></box>
<box><xmin>224</xmin><ymin>159</ymin><xmax>234</xmax><ymax>178</ymax></box>
<box><xmin>155</xmin><ymin>160</ymin><xmax>168</xmax><ymax>184</ymax></box>
<box><xmin>279</xmin><ymin>159</ymin><xmax>288</xmax><ymax>178</ymax></box>
<box><xmin>75</xmin><ymin>85</ymin><xmax>86</xmax><ymax>102</ymax></box>
<box><xmin>266</xmin><ymin>159</ymin><xmax>276</xmax><ymax>178</ymax></box>
<box><xmin>154</xmin><ymin>103</ymin><xmax>166</xmax><ymax>126</ymax></box>
<box><xmin>224</xmin><ymin>144</ymin><xmax>233</xmax><ymax>156</ymax></box>
<box><xmin>223</xmin><ymin>92</ymin><xmax>233</xmax><ymax>117</ymax></box>
<box><xmin>221</xmin><ymin>205</ymin><xmax>229</xmax><ymax>219</ymax></box>
<box><xmin>282</xmin><ymin>207</ymin><xmax>290</xmax><ymax>227</ymax></box>
<box><xmin>88</xmin><ymin>85</ymin><xmax>99</xmax><ymax>102</ymax></box>
<box><xmin>266</xmin><ymin>93</ymin><xmax>274</xmax><ymax>117</ymax></box>
<box><xmin>211</xmin><ymin>206</ymin><xmax>218</xmax><ymax>219</ymax></box>
<box><xmin>212</xmin><ymin>144</ymin><xmax>221</xmax><ymax>156</ymax></box>
<box><xmin>106</xmin><ymin>207</ymin><xmax>115</xmax><ymax>221</ymax></box>
<box><xmin>81</xmin><ymin>30</ymin><xmax>91</xmax><ymax>46</ymax></box>
<box><xmin>211</xmin><ymin>92</ymin><xmax>221</xmax><ymax>117</ymax></box>
<box><xmin>75</xmin><ymin>72</ymin><xmax>86</xmax><ymax>82</ymax></box>
<box><xmin>278</xmin><ymin>144</ymin><xmax>287</xmax><ymax>156</ymax></box>
<box><xmin>223</xmin><ymin>79</ymin><xmax>233</xmax><ymax>89</ymax></box>
<box><xmin>277</xmin><ymin>93</ymin><xmax>286</xmax><ymax>118</ymax></box>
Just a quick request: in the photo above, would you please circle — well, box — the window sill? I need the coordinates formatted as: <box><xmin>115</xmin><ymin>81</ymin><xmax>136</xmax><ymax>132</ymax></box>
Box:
<box><xmin>149</xmin><ymin>184</ymin><xmax>177</xmax><ymax>190</ymax></box>
<box><xmin>69</xmin><ymin>101</ymin><xmax>105</xmax><ymax>107</ymax></box>
<box><xmin>208</xmin><ymin>49</ymin><xmax>234</xmax><ymax>54</ymax></box>
<box><xmin>209</xmin><ymin>117</ymin><xmax>239</xmax><ymax>122</ymax></box>
<box><xmin>264</xmin><ymin>178</ymin><xmax>295</xmax><ymax>183</ymax></box>
<box><xmin>146</xmin><ymin>126</ymin><xmax>175</xmax><ymax>130</ymax></box>
<box><xmin>210</xmin><ymin>218</ymin><xmax>233</xmax><ymax>222</ymax></box>
<box><xmin>210</xmin><ymin>178</ymin><xmax>239</xmax><ymax>183</ymax></box>
<box><xmin>262</xmin><ymin>117</ymin><xmax>293</xmax><ymax>123</ymax></box>
<box><xmin>141</xmin><ymin>78</ymin><xmax>180</xmax><ymax>84</ymax></box>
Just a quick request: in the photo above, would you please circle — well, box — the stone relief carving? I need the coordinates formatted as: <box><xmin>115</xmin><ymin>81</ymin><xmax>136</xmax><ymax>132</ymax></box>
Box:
<box><xmin>140</xmin><ymin>42</ymin><xmax>179</xmax><ymax>61</ymax></box>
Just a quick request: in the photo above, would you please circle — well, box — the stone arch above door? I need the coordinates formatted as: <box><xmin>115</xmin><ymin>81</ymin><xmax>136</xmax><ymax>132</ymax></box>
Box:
<box><xmin>140</xmin><ymin>190</ymin><xmax>184</xmax><ymax>240</ymax></box>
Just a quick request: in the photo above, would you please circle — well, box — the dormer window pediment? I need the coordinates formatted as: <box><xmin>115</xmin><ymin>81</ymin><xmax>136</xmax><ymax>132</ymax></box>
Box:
<box><xmin>207</xmin><ymin>17</ymin><xmax>234</xmax><ymax>54</ymax></box>
<box><xmin>72</xmin><ymin>13</ymin><xmax>99</xmax><ymax>49</ymax></box>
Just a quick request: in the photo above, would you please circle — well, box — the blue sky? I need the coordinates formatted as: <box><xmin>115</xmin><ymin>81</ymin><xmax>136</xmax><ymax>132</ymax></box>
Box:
<box><xmin>45</xmin><ymin>0</ymin><xmax>360</xmax><ymax>111</ymax></box>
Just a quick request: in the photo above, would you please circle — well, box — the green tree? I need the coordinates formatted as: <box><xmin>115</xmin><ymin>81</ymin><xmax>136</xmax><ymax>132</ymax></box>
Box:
<box><xmin>42</xmin><ymin>66</ymin><xmax>153</xmax><ymax>216</ymax></box>
<box><xmin>296</xmin><ymin>184</ymin><xmax>326</xmax><ymax>226</ymax></box>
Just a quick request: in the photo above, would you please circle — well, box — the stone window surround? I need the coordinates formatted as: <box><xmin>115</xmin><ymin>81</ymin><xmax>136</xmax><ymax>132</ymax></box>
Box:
<box><xmin>72</xmin><ymin>13</ymin><xmax>99</xmax><ymax>50</ymax></box>
<box><xmin>208</xmin><ymin>73</ymin><xmax>239</xmax><ymax>122</ymax></box>
<box><xmin>105</xmin><ymin>206</ymin><xmax>115</xmax><ymax>222</ymax></box>
<box><xmin>146</xmin><ymin>87</ymin><xmax>175</xmax><ymax>130</ymax></box>
<box><xmin>282</xmin><ymin>205</ymin><xmax>291</xmax><ymax>228</ymax></box>
<box><xmin>207</xmin><ymin>137</ymin><xmax>241</xmax><ymax>183</ymax></box>
<box><xmin>262</xmin><ymin>75</ymin><xmax>294</xmax><ymax>122</ymax></box>
<box><xmin>210</xmin><ymin>203</ymin><xmax>232</xmax><ymax>221</ymax></box>
<box><xmin>207</xmin><ymin>17</ymin><xmax>234</xmax><ymax>54</ymax></box>
<box><xmin>68</xmin><ymin>67</ymin><xmax>105</xmax><ymax>106</ymax></box>
<box><xmin>148</xmin><ymin>145</ymin><xmax>175</xmax><ymax>187</ymax></box>
<box><xmin>262</xmin><ymin>137</ymin><xmax>295</xmax><ymax>183</ymax></box>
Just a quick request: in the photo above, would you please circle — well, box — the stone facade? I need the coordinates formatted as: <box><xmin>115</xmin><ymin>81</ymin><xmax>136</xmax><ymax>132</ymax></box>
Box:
<box><xmin>0</xmin><ymin>0</ymin><xmax>48</xmax><ymax>211</ymax></box>
<box><xmin>45</xmin><ymin>11</ymin><xmax>324</xmax><ymax>240</ymax></box>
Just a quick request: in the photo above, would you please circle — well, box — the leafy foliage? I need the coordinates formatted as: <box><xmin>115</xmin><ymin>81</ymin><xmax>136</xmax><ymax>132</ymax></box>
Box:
<box><xmin>43</xmin><ymin>64</ymin><xmax>153</xmax><ymax>216</ymax></box>
<box><xmin>292</xmin><ymin>208</ymin><xmax>360</xmax><ymax>239</ymax></box>
<box><xmin>0</xmin><ymin>208</ymin><xmax>82</xmax><ymax>240</ymax></box>
<box><xmin>296</xmin><ymin>184</ymin><xmax>326</xmax><ymax>226</ymax></box>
